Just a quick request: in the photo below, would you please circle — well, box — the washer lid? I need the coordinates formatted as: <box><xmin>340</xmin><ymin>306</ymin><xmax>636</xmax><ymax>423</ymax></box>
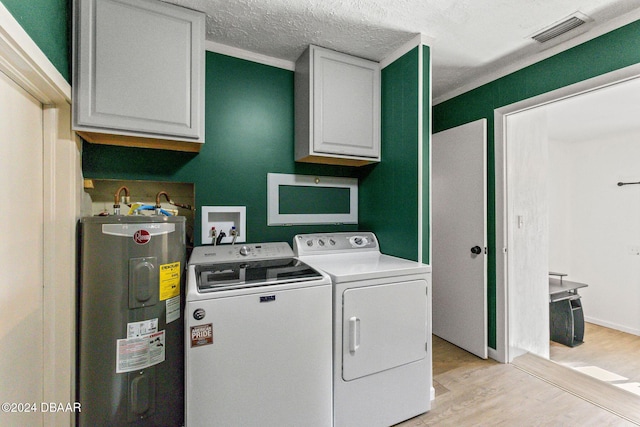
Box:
<box><xmin>298</xmin><ymin>253</ymin><xmax>430</xmax><ymax>283</ymax></box>
<box><xmin>195</xmin><ymin>258</ymin><xmax>323</xmax><ymax>292</ymax></box>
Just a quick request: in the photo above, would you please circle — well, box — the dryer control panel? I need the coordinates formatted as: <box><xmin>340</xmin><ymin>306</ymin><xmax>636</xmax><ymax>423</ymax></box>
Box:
<box><xmin>294</xmin><ymin>232</ymin><xmax>379</xmax><ymax>256</ymax></box>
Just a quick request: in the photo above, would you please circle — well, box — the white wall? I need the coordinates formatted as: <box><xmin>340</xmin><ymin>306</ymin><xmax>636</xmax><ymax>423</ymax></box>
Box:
<box><xmin>548</xmin><ymin>139</ymin><xmax>573</xmax><ymax>273</ymax></box>
<box><xmin>549</xmin><ymin>129</ymin><xmax>640</xmax><ymax>335</ymax></box>
<box><xmin>506</xmin><ymin>107</ymin><xmax>550</xmax><ymax>359</ymax></box>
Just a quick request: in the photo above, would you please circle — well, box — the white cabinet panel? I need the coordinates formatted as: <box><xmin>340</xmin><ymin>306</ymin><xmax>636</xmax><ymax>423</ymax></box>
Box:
<box><xmin>314</xmin><ymin>48</ymin><xmax>378</xmax><ymax>156</ymax></box>
<box><xmin>295</xmin><ymin>45</ymin><xmax>380</xmax><ymax>166</ymax></box>
<box><xmin>342</xmin><ymin>280</ymin><xmax>427</xmax><ymax>381</ymax></box>
<box><xmin>73</xmin><ymin>0</ymin><xmax>204</xmax><ymax>151</ymax></box>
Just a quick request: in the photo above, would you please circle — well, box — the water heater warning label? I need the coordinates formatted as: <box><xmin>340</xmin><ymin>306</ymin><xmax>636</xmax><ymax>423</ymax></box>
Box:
<box><xmin>166</xmin><ymin>296</ymin><xmax>180</xmax><ymax>324</ymax></box>
<box><xmin>159</xmin><ymin>261</ymin><xmax>181</xmax><ymax>301</ymax></box>
<box><xmin>127</xmin><ymin>318</ymin><xmax>158</xmax><ymax>338</ymax></box>
<box><xmin>116</xmin><ymin>330</ymin><xmax>165</xmax><ymax>373</ymax></box>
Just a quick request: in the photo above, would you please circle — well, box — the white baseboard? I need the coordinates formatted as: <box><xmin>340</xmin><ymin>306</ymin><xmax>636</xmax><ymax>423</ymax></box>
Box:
<box><xmin>585</xmin><ymin>316</ymin><xmax>640</xmax><ymax>336</ymax></box>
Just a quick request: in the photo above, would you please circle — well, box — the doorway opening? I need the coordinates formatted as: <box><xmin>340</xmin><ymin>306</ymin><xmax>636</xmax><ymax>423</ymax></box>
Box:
<box><xmin>495</xmin><ymin>63</ymin><xmax>640</xmax><ymax>404</ymax></box>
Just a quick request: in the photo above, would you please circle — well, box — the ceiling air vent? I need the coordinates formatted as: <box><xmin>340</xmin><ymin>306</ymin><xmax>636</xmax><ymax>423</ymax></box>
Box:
<box><xmin>531</xmin><ymin>14</ymin><xmax>588</xmax><ymax>43</ymax></box>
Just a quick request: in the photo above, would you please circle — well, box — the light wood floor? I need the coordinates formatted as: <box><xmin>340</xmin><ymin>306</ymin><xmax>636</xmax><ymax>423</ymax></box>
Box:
<box><xmin>551</xmin><ymin>322</ymin><xmax>640</xmax><ymax>385</ymax></box>
<box><xmin>395</xmin><ymin>335</ymin><xmax>638</xmax><ymax>426</ymax></box>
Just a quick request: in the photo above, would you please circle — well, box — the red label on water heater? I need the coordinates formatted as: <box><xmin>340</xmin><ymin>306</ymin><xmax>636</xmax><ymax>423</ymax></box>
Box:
<box><xmin>133</xmin><ymin>229</ymin><xmax>151</xmax><ymax>245</ymax></box>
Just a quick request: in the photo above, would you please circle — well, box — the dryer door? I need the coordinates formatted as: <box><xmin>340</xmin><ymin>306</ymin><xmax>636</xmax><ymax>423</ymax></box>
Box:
<box><xmin>342</xmin><ymin>280</ymin><xmax>428</xmax><ymax>381</ymax></box>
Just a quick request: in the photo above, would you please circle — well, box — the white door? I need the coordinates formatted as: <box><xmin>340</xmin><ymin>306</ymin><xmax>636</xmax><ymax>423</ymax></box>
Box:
<box><xmin>0</xmin><ymin>70</ymin><xmax>44</xmax><ymax>426</ymax></box>
<box><xmin>342</xmin><ymin>281</ymin><xmax>428</xmax><ymax>381</ymax></box>
<box><xmin>432</xmin><ymin>119</ymin><xmax>488</xmax><ymax>359</ymax></box>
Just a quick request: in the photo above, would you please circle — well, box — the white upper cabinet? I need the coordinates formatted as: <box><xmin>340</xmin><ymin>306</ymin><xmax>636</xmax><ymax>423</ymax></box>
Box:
<box><xmin>73</xmin><ymin>0</ymin><xmax>205</xmax><ymax>152</ymax></box>
<box><xmin>295</xmin><ymin>45</ymin><xmax>381</xmax><ymax>166</ymax></box>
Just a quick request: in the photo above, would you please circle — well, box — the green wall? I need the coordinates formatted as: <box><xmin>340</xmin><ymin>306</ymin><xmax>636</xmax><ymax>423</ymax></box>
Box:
<box><xmin>1</xmin><ymin>0</ymin><xmax>70</xmax><ymax>82</ymax></box>
<box><xmin>433</xmin><ymin>19</ymin><xmax>640</xmax><ymax>349</ymax></box>
<box><xmin>84</xmin><ymin>49</ymin><xmax>426</xmax><ymax>255</ymax></box>
<box><xmin>359</xmin><ymin>47</ymin><xmax>420</xmax><ymax>261</ymax></box>
<box><xmin>84</xmin><ymin>52</ymin><xmax>359</xmax><ymax>246</ymax></box>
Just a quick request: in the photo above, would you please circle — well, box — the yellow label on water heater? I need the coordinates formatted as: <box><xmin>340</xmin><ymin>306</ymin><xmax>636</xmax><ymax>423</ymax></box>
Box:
<box><xmin>159</xmin><ymin>261</ymin><xmax>181</xmax><ymax>301</ymax></box>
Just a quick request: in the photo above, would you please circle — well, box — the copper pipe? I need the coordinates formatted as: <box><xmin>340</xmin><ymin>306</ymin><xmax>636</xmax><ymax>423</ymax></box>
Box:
<box><xmin>112</xmin><ymin>186</ymin><xmax>131</xmax><ymax>215</ymax></box>
<box><xmin>155</xmin><ymin>191</ymin><xmax>194</xmax><ymax>211</ymax></box>
<box><xmin>171</xmin><ymin>201</ymin><xmax>194</xmax><ymax>210</ymax></box>
<box><xmin>113</xmin><ymin>186</ymin><xmax>130</xmax><ymax>207</ymax></box>
<box><xmin>155</xmin><ymin>191</ymin><xmax>171</xmax><ymax>208</ymax></box>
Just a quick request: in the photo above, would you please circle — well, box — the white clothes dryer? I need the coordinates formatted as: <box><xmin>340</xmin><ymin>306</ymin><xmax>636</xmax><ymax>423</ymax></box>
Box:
<box><xmin>294</xmin><ymin>232</ymin><xmax>433</xmax><ymax>427</ymax></box>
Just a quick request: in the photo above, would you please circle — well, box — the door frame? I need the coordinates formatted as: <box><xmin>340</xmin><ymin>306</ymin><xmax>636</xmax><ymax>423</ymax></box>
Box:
<box><xmin>1</xmin><ymin>4</ymin><xmax>79</xmax><ymax>424</ymax></box>
<box><xmin>494</xmin><ymin>62</ymin><xmax>640</xmax><ymax>363</ymax></box>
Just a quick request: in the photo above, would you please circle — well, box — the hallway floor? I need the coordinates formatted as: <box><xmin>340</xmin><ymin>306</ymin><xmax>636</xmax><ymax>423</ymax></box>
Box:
<box><xmin>396</xmin><ymin>335</ymin><xmax>637</xmax><ymax>426</ymax></box>
<box><xmin>551</xmin><ymin>322</ymin><xmax>640</xmax><ymax>394</ymax></box>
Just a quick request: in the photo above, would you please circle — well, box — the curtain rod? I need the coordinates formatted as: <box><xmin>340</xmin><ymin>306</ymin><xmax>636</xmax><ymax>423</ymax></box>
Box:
<box><xmin>617</xmin><ymin>181</ymin><xmax>640</xmax><ymax>186</ymax></box>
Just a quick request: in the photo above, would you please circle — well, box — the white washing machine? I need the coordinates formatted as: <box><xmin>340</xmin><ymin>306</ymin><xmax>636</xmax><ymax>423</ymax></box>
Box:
<box><xmin>294</xmin><ymin>232</ymin><xmax>433</xmax><ymax>427</ymax></box>
<box><xmin>185</xmin><ymin>242</ymin><xmax>333</xmax><ymax>427</ymax></box>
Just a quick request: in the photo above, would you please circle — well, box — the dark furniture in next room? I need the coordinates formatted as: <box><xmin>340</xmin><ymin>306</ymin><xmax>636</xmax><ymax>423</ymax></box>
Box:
<box><xmin>549</xmin><ymin>272</ymin><xmax>588</xmax><ymax>347</ymax></box>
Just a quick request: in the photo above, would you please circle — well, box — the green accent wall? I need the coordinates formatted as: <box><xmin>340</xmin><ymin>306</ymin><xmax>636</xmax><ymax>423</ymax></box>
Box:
<box><xmin>85</xmin><ymin>48</ymin><xmax>428</xmax><ymax>258</ymax></box>
<box><xmin>83</xmin><ymin>52</ymin><xmax>357</xmax><ymax>246</ymax></box>
<box><xmin>359</xmin><ymin>47</ymin><xmax>420</xmax><ymax>261</ymax></box>
<box><xmin>433</xmin><ymin>19</ymin><xmax>640</xmax><ymax>349</ymax></box>
<box><xmin>279</xmin><ymin>186</ymin><xmax>351</xmax><ymax>214</ymax></box>
<box><xmin>1</xmin><ymin>0</ymin><xmax>70</xmax><ymax>82</ymax></box>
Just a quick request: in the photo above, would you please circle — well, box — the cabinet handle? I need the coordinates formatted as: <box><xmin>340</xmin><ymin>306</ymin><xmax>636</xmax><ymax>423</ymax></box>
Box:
<box><xmin>349</xmin><ymin>316</ymin><xmax>360</xmax><ymax>354</ymax></box>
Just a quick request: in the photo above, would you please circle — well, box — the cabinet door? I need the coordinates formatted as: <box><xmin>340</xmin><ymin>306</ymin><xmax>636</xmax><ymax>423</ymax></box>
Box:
<box><xmin>312</xmin><ymin>47</ymin><xmax>380</xmax><ymax>159</ymax></box>
<box><xmin>74</xmin><ymin>0</ymin><xmax>204</xmax><ymax>140</ymax></box>
<box><xmin>342</xmin><ymin>280</ymin><xmax>427</xmax><ymax>381</ymax></box>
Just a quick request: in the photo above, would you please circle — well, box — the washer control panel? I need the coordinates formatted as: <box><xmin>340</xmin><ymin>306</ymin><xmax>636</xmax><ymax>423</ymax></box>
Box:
<box><xmin>189</xmin><ymin>242</ymin><xmax>294</xmax><ymax>264</ymax></box>
<box><xmin>294</xmin><ymin>232</ymin><xmax>379</xmax><ymax>255</ymax></box>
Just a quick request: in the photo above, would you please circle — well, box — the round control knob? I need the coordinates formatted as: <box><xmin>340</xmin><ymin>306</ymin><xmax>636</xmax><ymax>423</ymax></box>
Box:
<box><xmin>239</xmin><ymin>246</ymin><xmax>251</xmax><ymax>256</ymax></box>
<box><xmin>318</xmin><ymin>239</ymin><xmax>325</xmax><ymax>246</ymax></box>
<box><xmin>306</xmin><ymin>240</ymin><xmax>314</xmax><ymax>247</ymax></box>
<box><xmin>350</xmin><ymin>235</ymin><xmax>370</xmax><ymax>247</ymax></box>
<box><xmin>329</xmin><ymin>239</ymin><xmax>336</xmax><ymax>246</ymax></box>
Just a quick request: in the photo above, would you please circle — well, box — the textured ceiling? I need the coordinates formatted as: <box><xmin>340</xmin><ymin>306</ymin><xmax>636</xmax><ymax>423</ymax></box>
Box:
<box><xmin>164</xmin><ymin>0</ymin><xmax>640</xmax><ymax>103</ymax></box>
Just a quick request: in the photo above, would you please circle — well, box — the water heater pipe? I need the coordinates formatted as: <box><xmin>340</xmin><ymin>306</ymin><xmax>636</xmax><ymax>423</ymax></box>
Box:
<box><xmin>155</xmin><ymin>191</ymin><xmax>195</xmax><ymax>215</ymax></box>
<box><xmin>113</xmin><ymin>186</ymin><xmax>131</xmax><ymax>215</ymax></box>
